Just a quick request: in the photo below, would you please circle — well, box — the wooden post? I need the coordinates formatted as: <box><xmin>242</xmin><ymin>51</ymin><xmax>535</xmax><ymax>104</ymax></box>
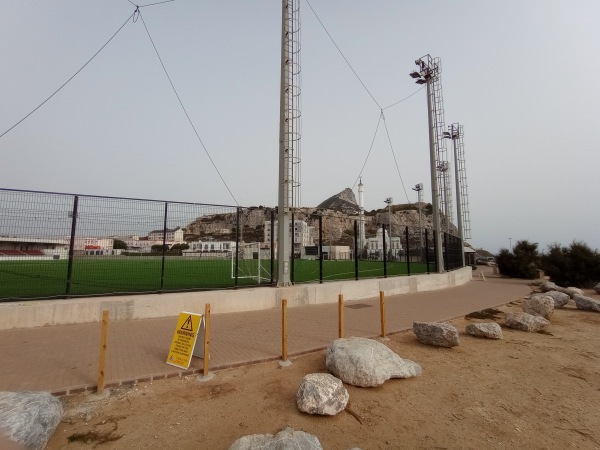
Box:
<box><xmin>97</xmin><ymin>310</ymin><xmax>109</xmax><ymax>395</ymax></box>
<box><xmin>338</xmin><ymin>294</ymin><xmax>344</xmax><ymax>338</ymax></box>
<box><xmin>203</xmin><ymin>303</ymin><xmax>211</xmax><ymax>377</ymax></box>
<box><xmin>282</xmin><ymin>299</ymin><xmax>288</xmax><ymax>361</ymax></box>
<box><xmin>380</xmin><ymin>291</ymin><xmax>386</xmax><ymax>337</ymax></box>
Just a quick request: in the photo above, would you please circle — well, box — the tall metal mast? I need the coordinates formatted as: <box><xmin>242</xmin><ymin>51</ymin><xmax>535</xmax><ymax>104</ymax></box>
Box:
<box><xmin>446</xmin><ymin>123</ymin><xmax>472</xmax><ymax>236</ymax></box>
<box><xmin>410</xmin><ymin>55</ymin><xmax>449</xmax><ymax>273</ymax></box>
<box><xmin>277</xmin><ymin>0</ymin><xmax>301</xmax><ymax>286</ymax></box>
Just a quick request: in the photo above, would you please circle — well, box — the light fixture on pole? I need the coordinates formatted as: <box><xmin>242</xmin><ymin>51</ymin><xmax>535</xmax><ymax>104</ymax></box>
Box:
<box><xmin>384</xmin><ymin>196</ymin><xmax>393</xmax><ymax>237</ymax></box>
<box><xmin>412</xmin><ymin>183</ymin><xmax>424</xmax><ymax>261</ymax></box>
<box><xmin>436</xmin><ymin>161</ymin><xmax>450</xmax><ymax>234</ymax></box>
<box><xmin>410</xmin><ymin>55</ymin><xmax>445</xmax><ymax>273</ymax></box>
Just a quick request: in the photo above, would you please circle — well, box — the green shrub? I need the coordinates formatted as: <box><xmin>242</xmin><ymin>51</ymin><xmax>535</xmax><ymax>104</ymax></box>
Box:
<box><xmin>540</xmin><ymin>241</ymin><xmax>600</xmax><ymax>287</ymax></box>
<box><xmin>495</xmin><ymin>240</ymin><xmax>539</xmax><ymax>279</ymax></box>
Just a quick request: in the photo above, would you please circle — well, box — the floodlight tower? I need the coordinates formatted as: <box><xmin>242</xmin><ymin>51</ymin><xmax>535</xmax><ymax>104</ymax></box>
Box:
<box><xmin>277</xmin><ymin>0</ymin><xmax>302</xmax><ymax>286</ymax></box>
<box><xmin>384</xmin><ymin>197</ymin><xmax>393</xmax><ymax>238</ymax></box>
<box><xmin>409</xmin><ymin>55</ymin><xmax>449</xmax><ymax>273</ymax></box>
<box><xmin>412</xmin><ymin>183</ymin><xmax>424</xmax><ymax>259</ymax></box>
<box><xmin>444</xmin><ymin>123</ymin><xmax>472</xmax><ymax>267</ymax></box>
<box><xmin>437</xmin><ymin>161</ymin><xmax>450</xmax><ymax>234</ymax></box>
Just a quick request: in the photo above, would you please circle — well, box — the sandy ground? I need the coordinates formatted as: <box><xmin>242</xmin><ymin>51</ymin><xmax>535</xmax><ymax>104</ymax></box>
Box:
<box><xmin>46</xmin><ymin>291</ymin><xmax>600</xmax><ymax>450</ymax></box>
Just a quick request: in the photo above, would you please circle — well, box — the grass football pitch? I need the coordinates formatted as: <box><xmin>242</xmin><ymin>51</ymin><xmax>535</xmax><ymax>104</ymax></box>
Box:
<box><xmin>0</xmin><ymin>257</ymin><xmax>429</xmax><ymax>300</ymax></box>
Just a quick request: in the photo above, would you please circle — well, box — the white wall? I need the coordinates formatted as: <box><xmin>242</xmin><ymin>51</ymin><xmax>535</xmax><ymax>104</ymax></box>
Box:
<box><xmin>0</xmin><ymin>267</ymin><xmax>472</xmax><ymax>330</ymax></box>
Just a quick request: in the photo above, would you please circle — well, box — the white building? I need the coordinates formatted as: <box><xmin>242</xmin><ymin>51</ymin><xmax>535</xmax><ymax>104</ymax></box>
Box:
<box><xmin>365</xmin><ymin>228</ymin><xmax>403</xmax><ymax>260</ymax></box>
<box><xmin>74</xmin><ymin>237</ymin><xmax>114</xmax><ymax>252</ymax></box>
<box><xmin>189</xmin><ymin>240</ymin><xmax>235</xmax><ymax>253</ymax></box>
<box><xmin>264</xmin><ymin>220</ymin><xmax>314</xmax><ymax>257</ymax></box>
<box><xmin>147</xmin><ymin>227</ymin><xmax>184</xmax><ymax>243</ymax></box>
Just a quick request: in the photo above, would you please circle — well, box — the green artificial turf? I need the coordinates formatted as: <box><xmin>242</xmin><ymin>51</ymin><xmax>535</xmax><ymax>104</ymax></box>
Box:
<box><xmin>0</xmin><ymin>257</ymin><xmax>430</xmax><ymax>300</ymax></box>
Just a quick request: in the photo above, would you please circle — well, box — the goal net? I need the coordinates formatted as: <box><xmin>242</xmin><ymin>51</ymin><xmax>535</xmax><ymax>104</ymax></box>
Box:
<box><xmin>230</xmin><ymin>242</ymin><xmax>271</xmax><ymax>284</ymax></box>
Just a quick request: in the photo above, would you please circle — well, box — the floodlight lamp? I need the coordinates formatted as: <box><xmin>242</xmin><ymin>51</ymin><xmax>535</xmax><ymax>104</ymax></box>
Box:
<box><xmin>410</xmin><ymin>71</ymin><xmax>421</xmax><ymax>79</ymax></box>
<box><xmin>415</xmin><ymin>79</ymin><xmax>427</xmax><ymax>84</ymax></box>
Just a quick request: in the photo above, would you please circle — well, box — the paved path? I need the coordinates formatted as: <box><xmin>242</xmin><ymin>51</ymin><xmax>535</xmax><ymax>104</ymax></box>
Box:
<box><xmin>0</xmin><ymin>267</ymin><xmax>530</xmax><ymax>395</ymax></box>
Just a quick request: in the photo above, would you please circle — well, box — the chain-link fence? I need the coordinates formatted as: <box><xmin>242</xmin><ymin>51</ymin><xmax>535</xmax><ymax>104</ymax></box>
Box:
<box><xmin>0</xmin><ymin>188</ymin><xmax>465</xmax><ymax>301</ymax></box>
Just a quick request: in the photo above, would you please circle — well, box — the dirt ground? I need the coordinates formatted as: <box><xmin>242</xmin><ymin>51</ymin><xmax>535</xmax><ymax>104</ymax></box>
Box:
<box><xmin>47</xmin><ymin>291</ymin><xmax>600</xmax><ymax>450</ymax></box>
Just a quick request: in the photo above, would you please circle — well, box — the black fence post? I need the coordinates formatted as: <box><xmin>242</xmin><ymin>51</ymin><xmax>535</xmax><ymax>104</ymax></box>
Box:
<box><xmin>443</xmin><ymin>232</ymin><xmax>449</xmax><ymax>272</ymax></box>
<box><xmin>319</xmin><ymin>213</ymin><xmax>323</xmax><ymax>283</ymax></box>
<box><xmin>354</xmin><ymin>220</ymin><xmax>359</xmax><ymax>281</ymax></box>
<box><xmin>270</xmin><ymin>208</ymin><xmax>275</xmax><ymax>285</ymax></box>
<box><xmin>65</xmin><ymin>195</ymin><xmax>79</xmax><ymax>297</ymax></box>
<box><xmin>160</xmin><ymin>202</ymin><xmax>168</xmax><ymax>292</ymax></box>
<box><xmin>382</xmin><ymin>223</ymin><xmax>387</xmax><ymax>278</ymax></box>
<box><xmin>235</xmin><ymin>207</ymin><xmax>240</xmax><ymax>288</ymax></box>
<box><xmin>291</xmin><ymin>212</ymin><xmax>295</xmax><ymax>284</ymax></box>
<box><xmin>405</xmin><ymin>226</ymin><xmax>411</xmax><ymax>276</ymax></box>
<box><xmin>425</xmin><ymin>228</ymin><xmax>430</xmax><ymax>274</ymax></box>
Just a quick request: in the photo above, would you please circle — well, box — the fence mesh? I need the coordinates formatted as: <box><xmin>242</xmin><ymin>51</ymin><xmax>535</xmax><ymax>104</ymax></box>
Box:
<box><xmin>0</xmin><ymin>188</ymin><xmax>466</xmax><ymax>301</ymax></box>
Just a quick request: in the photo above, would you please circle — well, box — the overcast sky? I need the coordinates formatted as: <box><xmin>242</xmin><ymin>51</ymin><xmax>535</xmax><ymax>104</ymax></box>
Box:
<box><xmin>1</xmin><ymin>1</ymin><xmax>599</xmax><ymax>253</ymax></box>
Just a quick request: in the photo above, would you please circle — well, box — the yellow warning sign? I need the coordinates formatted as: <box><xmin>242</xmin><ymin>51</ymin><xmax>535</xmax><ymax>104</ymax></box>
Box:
<box><xmin>166</xmin><ymin>312</ymin><xmax>203</xmax><ymax>369</ymax></box>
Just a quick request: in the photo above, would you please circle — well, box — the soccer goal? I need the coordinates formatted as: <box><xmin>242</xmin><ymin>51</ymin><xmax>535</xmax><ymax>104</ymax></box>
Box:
<box><xmin>230</xmin><ymin>242</ymin><xmax>271</xmax><ymax>284</ymax></box>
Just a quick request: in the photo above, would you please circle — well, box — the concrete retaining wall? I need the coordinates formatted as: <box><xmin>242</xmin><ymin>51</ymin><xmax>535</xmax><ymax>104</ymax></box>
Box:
<box><xmin>0</xmin><ymin>267</ymin><xmax>472</xmax><ymax>330</ymax></box>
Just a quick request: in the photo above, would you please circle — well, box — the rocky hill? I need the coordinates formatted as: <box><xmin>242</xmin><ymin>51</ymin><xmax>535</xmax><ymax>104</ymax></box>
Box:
<box><xmin>184</xmin><ymin>188</ymin><xmax>455</xmax><ymax>247</ymax></box>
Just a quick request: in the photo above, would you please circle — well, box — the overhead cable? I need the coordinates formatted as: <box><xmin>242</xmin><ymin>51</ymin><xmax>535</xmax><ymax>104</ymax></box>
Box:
<box><xmin>0</xmin><ymin>11</ymin><xmax>135</xmax><ymax>140</ymax></box>
<box><xmin>352</xmin><ymin>112</ymin><xmax>383</xmax><ymax>190</ymax></box>
<box><xmin>304</xmin><ymin>0</ymin><xmax>382</xmax><ymax>110</ymax></box>
<box><xmin>382</xmin><ymin>85</ymin><xmax>425</xmax><ymax>110</ymax></box>
<box><xmin>138</xmin><ymin>11</ymin><xmax>239</xmax><ymax>206</ymax></box>
<box><xmin>382</xmin><ymin>112</ymin><xmax>410</xmax><ymax>203</ymax></box>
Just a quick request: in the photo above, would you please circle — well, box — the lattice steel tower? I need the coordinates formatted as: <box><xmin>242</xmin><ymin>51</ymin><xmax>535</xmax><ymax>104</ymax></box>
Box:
<box><xmin>410</xmin><ymin>55</ymin><xmax>452</xmax><ymax>272</ymax></box>
<box><xmin>277</xmin><ymin>0</ymin><xmax>302</xmax><ymax>286</ymax></box>
<box><xmin>447</xmin><ymin>123</ymin><xmax>472</xmax><ymax>242</ymax></box>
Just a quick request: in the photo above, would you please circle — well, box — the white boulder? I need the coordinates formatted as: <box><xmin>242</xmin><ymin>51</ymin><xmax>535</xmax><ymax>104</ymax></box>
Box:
<box><xmin>296</xmin><ymin>373</ymin><xmax>348</xmax><ymax>416</ymax></box>
<box><xmin>573</xmin><ymin>294</ymin><xmax>600</xmax><ymax>312</ymax></box>
<box><xmin>229</xmin><ymin>427</ymin><xmax>322</xmax><ymax>450</ymax></box>
<box><xmin>0</xmin><ymin>391</ymin><xmax>63</xmax><ymax>450</ymax></box>
<box><xmin>532</xmin><ymin>292</ymin><xmax>569</xmax><ymax>308</ymax></box>
<box><xmin>505</xmin><ymin>312</ymin><xmax>550</xmax><ymax>332</ymax></box>
<box><xmin>413</xmin><ymin>321</ymin><xmax>459</xmax><ymax>348</ymax></box>
<box><xmin>326</xmin><ymin>337</ymin><xmax>422</xmax><ymax>388</ymax></box>
<box><xmin>465</xmin><ymin>322</ymin><xmax>503</xmax><ymax>339</ymax></box>
<box><xmin>522</xmin><ymin>295</ymin><xmax>554</xmax><ymax>320</ymax></box>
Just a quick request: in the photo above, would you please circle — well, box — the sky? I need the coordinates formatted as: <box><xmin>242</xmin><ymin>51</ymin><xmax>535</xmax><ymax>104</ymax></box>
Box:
<box><xmin>1</xmin><ymin>1</ymin><xmax>599</xmax><ymax>254</ymax></box>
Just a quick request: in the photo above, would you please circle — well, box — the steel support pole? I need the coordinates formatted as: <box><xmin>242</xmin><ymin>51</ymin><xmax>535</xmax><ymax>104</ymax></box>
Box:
<box><xmin>277</xmin><ymin>0</ymin><xmax>292</xmax><ymax>286</ymax></box>
<box><xmin>452</xmin><ymin>132</ymin><xmax>466</xmax><ymax>267</ymax></box>
<box><xmin>427</xmin><ymin>80</ymin><xmax>444</xmax><ymax>273</ymax></box>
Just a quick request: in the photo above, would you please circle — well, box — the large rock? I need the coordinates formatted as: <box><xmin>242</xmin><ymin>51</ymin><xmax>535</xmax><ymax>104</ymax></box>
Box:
<box><xmin>317</xmin><ymin>188</ymin><xmax>359</xmax><ymax>214</ymax></box>
<box><xmin>296</xmin><ymin>373</ymin><xmax>348</xmax><ymax>416</ymax></box>
<box><xmin>532</xmin><ymin>292</ymin><xmax>570</xmax><ymax>308</ymax></box>
<box><xmin>541</xmin><ymin>281</ymin><xmax>582</xmax><ymax>299</ymax></box>
<box><xmin>573</xmin><ymin>294</ymin><xmax>600</xmax><ymax>312</ymax></box>
<box><xmin>594</xmin><ymin>283</ymin><xmax>600</xmax><ymax>295</ymax></box>
<box><xmin>326</xmin><ymin>337</ymin><xmax>421</xmax><ymax>387</ymax></box>
<box><xmin>465</xmin><ymin>322</ymin><xmax>503</xmax><ymax>339</ymax></box>
<box><xmin>229</xmin><ymin>427</ymin><xmax>322</xmax><ymax>450</ymax></box>
<box><xmin>413</xmin><ymin>322</ymin><xmax>459</xmax><ymax>348</ymax></box>
<box><xmin>566</xmin><ymin>287</ymin><xmax>584</xmax><ymax>296</ymax></box>
<box><xmin>540</xmin><ymin>281</ymin><xmax>558</xmax><ymax>292</ymax></box>
<box><xmin>505</xmin><ymin>312</ymin><xmax>550</xmax><ymax>332</ymax></box>
<box><xmin>0</xmin><ymin>391</ymin><xmax>63</xmax><ymax>450</ymax></box>
<box><xmin>522</xmin><ymin>295</ymin><xmax>554</xmax><ymax>320</ymax></box>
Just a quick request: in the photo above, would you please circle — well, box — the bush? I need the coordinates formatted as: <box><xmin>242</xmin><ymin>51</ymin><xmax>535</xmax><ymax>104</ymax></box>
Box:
<box><xmin>495</xmin><ymin>240</ymin><xmax>539</xmax><ymax>279</ymax></box>
<box><xmin>540</xmin><ymin>241</ymin><xmax>600</xmax><ymax>288</ymax></box>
